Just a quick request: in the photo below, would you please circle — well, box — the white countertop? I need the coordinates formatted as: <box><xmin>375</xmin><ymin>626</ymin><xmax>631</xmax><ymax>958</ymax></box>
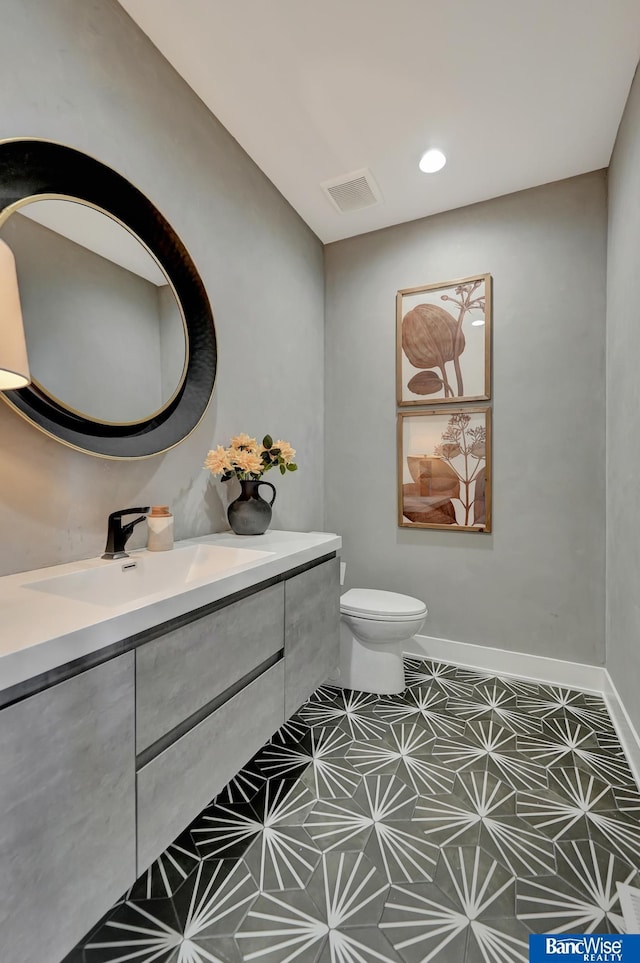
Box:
<box><xmin>0</xmin><ymin>530</ymin><xmax>341</xmax><ymax>694</ymax></box>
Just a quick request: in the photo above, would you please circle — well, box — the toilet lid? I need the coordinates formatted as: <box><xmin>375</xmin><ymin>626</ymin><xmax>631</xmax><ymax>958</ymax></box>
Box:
<box><xmin>340</xmin><ymin>588</ymin><xmax>427</xmax><ymax>620</ymax></box>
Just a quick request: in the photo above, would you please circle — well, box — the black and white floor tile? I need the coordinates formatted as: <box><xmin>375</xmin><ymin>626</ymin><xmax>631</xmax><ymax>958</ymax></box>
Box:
<box><xmin>66</xmin><ymin>658</ymin><xmax>640</xmax><ymax>963</ymax></box>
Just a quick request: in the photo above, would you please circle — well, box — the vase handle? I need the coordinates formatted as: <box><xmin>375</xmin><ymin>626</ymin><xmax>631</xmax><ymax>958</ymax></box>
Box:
<box><xmin>258</xmin><ymin>481</ymin><xmax>277</xmax><ymax>507</ymax></box>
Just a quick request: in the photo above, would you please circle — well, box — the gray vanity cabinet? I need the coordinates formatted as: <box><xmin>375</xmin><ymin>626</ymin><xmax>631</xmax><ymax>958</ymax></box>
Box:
<box><xmin>0</xmin><ymin>551</ymin><xmax>339</xmax><ymax>963</ymax></box>
<box><xmin>0</xmin><ymin>654</ymin><xmax>136</xmax><ymax>963</ymax></box>
<box><xmin>284</xmin><ymin>557</ymin><xmax>340</xmax><ymax>715</ymax></box>
<box><xmin>136</xmin><ymin>662</ymin><xmax>284</xmax><ymax>872</ymax></box>
<box><xmin>136</xmin><ymin>582</ymin><xmax>284</xmax><ymax>753</ymax></box>
<box><xmin>134</xmin><ymin>581</ymin><xmax>287</xmax><ymax>872</ymax></box>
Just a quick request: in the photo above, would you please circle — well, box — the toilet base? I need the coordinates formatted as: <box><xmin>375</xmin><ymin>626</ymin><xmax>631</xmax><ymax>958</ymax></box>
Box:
<box><xmin>339</xmin><ymin>622</ymin><xmax>406</xmax><ymax>694</ymax></box>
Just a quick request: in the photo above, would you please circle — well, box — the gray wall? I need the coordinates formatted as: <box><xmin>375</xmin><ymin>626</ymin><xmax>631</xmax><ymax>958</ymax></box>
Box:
<box><xmin>325</xmin><ymin>173</ymin><xmax>607</xmax><ymax>665</ymax></box>
<box><xmin>0</xmin><ymin>0</ymin><xmax>324</xmax><ymax>576</ymax></box>
<box><xmin>607</xmin><ymin>65</ymin><xmax>640</xmax><ymax>724</ymax></box>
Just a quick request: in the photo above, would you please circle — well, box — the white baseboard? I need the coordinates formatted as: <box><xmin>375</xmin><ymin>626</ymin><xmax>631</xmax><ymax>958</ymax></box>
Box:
<box><xmin>405</xmin><ymin>632</ymin><xmax>640</xmax><ymax>789</ymax></box>
<box><xmin>406</xmin><ymin>633</ymin><xmax>608</xmax><ymax>692</ymax></box>
<box><xmin>603</xmin><ymin>671</ymin><xmax>640</xmax><ymax>790</ymax></box>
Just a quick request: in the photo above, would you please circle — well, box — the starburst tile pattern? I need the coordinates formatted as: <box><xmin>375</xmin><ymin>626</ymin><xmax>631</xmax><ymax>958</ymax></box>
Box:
<box><xmin>517</xmin><ymin>839</ymin><xmax>638</xmax><ymax>934</ymax></box>
<box><xmin>67</xmin><ymin>657</ymin><xmax>640</xmax><ymax>963</ymax></box>
<box><xmin>298</xmin><ymin>688</ymin><xmax>388</xmax><ymax>741</ymax></box>
<box><xmin>268</xmin><ymin>716</ymin><xmax>309</xmax><ymax>747</ymax></box>
<box><xmin>171</xmin><ymin>860</ymin><xmax>258</xmax><ymax>942</ymax></box>
<box><xmin>127</xmin><ymin>828</ymin><xmax>202</xmax><ymax>901</ymax></box>
<box><xmin>432</xmin><ymin>719</ymin><xmax>548</xmax><ymax>791</ymax></box>
<box><xmin>415</xmin><ymin>770</ymin><xmax>556</xmax><ymax>877</ymax></box>
<box><xmin>256</xmin><ymin>726</ymin><xmax>360</xmax><ymax>800</ymax></box>
<box><xmin>517</xmin><ymin>766</ymin><xmax>621</xmax><ymax>842</ymax></box>
<box><xmin>612</xmin><ymin>785</ymin><xmax>640</xmax><ymax>814</ymax></box>
<box><xmin>83</xmin><ymin>897</ymin><xmax>182</xmax><ymax>962</ymax></box>
<box><xmin>517</xmin><ymin>685</ymin><xmax>613</xmax><ymax>728</ymax></box>
<box><xmin>404</xmin><ymin>659</ymin><xmax>484</xmax><ymax>698</ymax></box>
<box><xmin>215</xmin><ymin>762</ymin><xmax>267</xmax><ymax>807</ymax></box>
<box><xmin>447</xmin><ymin>681</ymin><xmax>544</xmax><ymax>736</ymax></box>
<box><xmin>380</xmin><ymin>847</ymin><xmax>531</xmax><ymax>963</ymax></box>
<box><xmin>193</xmin><ymin>779</ymin><xmax>318</xmax><ymax>890</ymax></box>
<box><xmin>237</xmin><ymin>854</ymin><xmax>401</xmax><ymax>963</ymax></box>
<box><xmin>375</xmin><ymin>687</ymin><xmax>467</xmax><ymax>738</ymax></box>
<box><xmin>518</xmin><ymin>717</ymin><xmax>636</xmax><ymax>786</ymax></box>
<box><xmin>347</xmin><ymin>723</ymin><xmax>454</xmax><ymax>796</ymax></box>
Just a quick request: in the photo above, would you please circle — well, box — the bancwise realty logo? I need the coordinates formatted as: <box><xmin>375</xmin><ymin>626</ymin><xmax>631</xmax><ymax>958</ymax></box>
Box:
<box><xmin>530</xmin><ymin>934</ymin><xmax>640</xmax><ymax>961</ymax></box>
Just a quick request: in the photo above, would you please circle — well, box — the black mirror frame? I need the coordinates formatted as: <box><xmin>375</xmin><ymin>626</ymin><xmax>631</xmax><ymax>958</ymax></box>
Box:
<box><xmin>0</xmin><ymin>138</ymin><xmax>217</xmax><ymax>458</ymax></box>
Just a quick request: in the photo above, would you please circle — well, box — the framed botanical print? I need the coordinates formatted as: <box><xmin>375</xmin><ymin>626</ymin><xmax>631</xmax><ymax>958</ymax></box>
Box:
<box><xmin>397</xmin><ymin>273</ymin><xmax>491</xmax><ymax>406</ymax></box>
<box><xmin>398</xmin><ymin>407</ymin><xmax>492</xmax><ymax>532</ymax></box>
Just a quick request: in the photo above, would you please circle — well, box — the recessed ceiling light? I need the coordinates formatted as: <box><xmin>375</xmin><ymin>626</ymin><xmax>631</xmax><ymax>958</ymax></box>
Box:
<box><xmin>419</xmin><ymin>149</ymin><xmax>446</xmax><ymax>173</ymax></box>
<box><xmin>471</xmin><ymin>318</ymin><xmax>485</xmax><ymax>326</ymax></box>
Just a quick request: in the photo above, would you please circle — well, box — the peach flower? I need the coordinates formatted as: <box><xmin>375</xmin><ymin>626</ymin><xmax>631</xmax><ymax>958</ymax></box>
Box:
<box><xmin>230</xmin><ymin>433</ymin><xmax>257</xmax><ymax>451</ymax></box>
<box><xmin>204</xmin><ymin>446</ymin><xmax>232</xmax><ymax>475</ymax></box>
<box><xmin>274</xmin><ymin>440</ymin><xmax>296</xmax><ymax>463</ymax></box>
<box><xmin>232</xmin><ymin>449</ymin><xmax>263</xmax><ymax>475</ymax></box>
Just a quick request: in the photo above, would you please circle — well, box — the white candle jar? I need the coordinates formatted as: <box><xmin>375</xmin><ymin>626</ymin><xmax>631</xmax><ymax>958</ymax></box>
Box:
<box><xmin>147</xmin><ymin>505</ymin><xmax>174</xmax><ymax>552</ymax></box>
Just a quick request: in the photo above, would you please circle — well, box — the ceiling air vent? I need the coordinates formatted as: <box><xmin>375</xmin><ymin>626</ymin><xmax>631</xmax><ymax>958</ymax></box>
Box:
<box><xmin>321</xmin><ymin>168</ymin><xmax>381</xmax><ymax>214</ymax></box>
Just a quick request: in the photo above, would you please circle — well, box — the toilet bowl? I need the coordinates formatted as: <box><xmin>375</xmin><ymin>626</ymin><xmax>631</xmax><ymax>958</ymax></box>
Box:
<box><xmin>339</xmin><ymin>588</ymin><xmax>427</xmax><ymax>694</ymax></box>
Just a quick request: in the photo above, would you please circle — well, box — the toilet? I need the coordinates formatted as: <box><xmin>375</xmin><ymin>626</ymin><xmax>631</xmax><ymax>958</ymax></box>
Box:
<box><xmin>339</xmin><ymin>588</ymin><xmax>427</xmax><ymax>694</ymax></box>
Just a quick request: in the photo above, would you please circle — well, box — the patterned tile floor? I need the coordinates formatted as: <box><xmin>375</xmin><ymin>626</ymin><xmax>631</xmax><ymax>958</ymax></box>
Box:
<box><xmin>66</xmin><ymin>658</ymin><xmax>640</xmax><ymax>963</ymax></box>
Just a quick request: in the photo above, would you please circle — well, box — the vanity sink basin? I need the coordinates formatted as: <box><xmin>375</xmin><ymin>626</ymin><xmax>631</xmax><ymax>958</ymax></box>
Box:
<box><xmin>26</xmin><ymin>543</ymin><xmax>273</xmax><ymax>608</ymax></box>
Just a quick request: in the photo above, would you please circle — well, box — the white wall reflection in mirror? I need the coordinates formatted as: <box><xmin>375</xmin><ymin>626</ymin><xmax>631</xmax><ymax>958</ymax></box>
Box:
<box><xmin>0</xmin><ymin>199</ymin><xmax>187</xmax><ymax>424</ymax></box>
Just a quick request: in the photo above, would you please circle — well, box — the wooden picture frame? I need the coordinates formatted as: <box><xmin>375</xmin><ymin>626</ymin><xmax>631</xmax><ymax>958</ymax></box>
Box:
<box><xmin>397</xmin><ymin>407</ymin><xmax>492</xmax><ymax>532</ymax></box>
<box><xmin>396</xmin><ymin>273</ymin><xmax>492</xmax><ymax>406</ymax></box>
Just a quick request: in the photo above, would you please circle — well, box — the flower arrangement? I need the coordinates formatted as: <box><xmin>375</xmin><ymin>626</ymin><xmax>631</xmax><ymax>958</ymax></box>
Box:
<box><xmin>205</xmin><ymin>433</ymin><xmax>298</xmax><ymax>482</ymax></box>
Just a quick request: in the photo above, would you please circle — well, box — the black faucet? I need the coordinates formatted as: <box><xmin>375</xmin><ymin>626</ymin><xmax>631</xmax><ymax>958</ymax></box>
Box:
<box><xmin>102</xmin><ymin>507</ymin><xmax>150</xmax><ymax>560</ymax></box>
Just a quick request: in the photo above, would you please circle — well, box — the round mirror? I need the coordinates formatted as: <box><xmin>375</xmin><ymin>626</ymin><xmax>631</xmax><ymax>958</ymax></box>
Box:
<box><xmin>0</xmin><ymin>139</ymin><xmax>217</xmax><ymax>459</ymax></box>
<box><xmin>0</xmin><ymin>198</ymin><xmax>187</xmax><ymax>425</ymax></box>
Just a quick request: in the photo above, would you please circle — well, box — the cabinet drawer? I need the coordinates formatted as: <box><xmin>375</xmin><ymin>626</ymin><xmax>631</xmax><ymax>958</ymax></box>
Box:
<box><xmin>136</xmin><ymin>582</ymin><xmax>284</xmax><ymax>753</ymax></box>
<box><xmin>136</xmin><ymin>660</ymin><xmax>284</xmax><ymax>873</ymax></box>
<box><xmin>284</xmin><ymin>557</ymin><xmax>340</xmax><ymax>715</ymax></box>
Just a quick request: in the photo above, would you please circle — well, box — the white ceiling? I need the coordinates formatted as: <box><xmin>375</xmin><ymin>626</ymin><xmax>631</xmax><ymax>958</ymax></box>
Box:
<box><xmin>117</xmin><ymin>0</ymin><xmax>640</xmax><ymax>243</ymax></box>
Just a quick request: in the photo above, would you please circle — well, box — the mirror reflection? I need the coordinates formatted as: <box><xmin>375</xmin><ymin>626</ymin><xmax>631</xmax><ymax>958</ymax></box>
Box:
<box><xmin>0</xmin><ymin>198</ymin><xmax>187</xmax><ymax>424</ymax></box>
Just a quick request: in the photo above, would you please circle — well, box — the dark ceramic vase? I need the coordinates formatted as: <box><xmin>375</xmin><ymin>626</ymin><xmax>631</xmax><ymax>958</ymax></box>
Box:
<box><xmin>227</xmin><ymin>479</ymin><xmax>276</xmax><ymax>535</ymax></box>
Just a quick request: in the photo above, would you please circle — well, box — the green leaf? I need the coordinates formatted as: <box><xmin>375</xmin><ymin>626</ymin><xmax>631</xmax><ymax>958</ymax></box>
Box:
<box><xmin>280</xmin><ymin>464</ymin><xmax>286</xmax><ymax>475</ymax></box>
<box><xmin>271</xmin><ymin>448</ymin><xmax>281</xmax><ymax>456</ymax></box>
<box><xmin>263</xmin><ymin>434</ymin><xmax>273</xmax><ymax>449</ymax></box>
<box><xmin>287</xmin><ymin>463</ymin><xmax>298</xmax><ymax>471</ymax></box>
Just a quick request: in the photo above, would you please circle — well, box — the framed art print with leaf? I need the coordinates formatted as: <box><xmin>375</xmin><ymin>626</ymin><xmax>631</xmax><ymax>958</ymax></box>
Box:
<box><xmin>397</xmin><ymin>273</ymin><xmax>491</xmax><ymax>405</ymax></box>
<box><xmin>398</xmin><ymin>407</ymin><xmax>492</xmax><ymax>532</ymax></box>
